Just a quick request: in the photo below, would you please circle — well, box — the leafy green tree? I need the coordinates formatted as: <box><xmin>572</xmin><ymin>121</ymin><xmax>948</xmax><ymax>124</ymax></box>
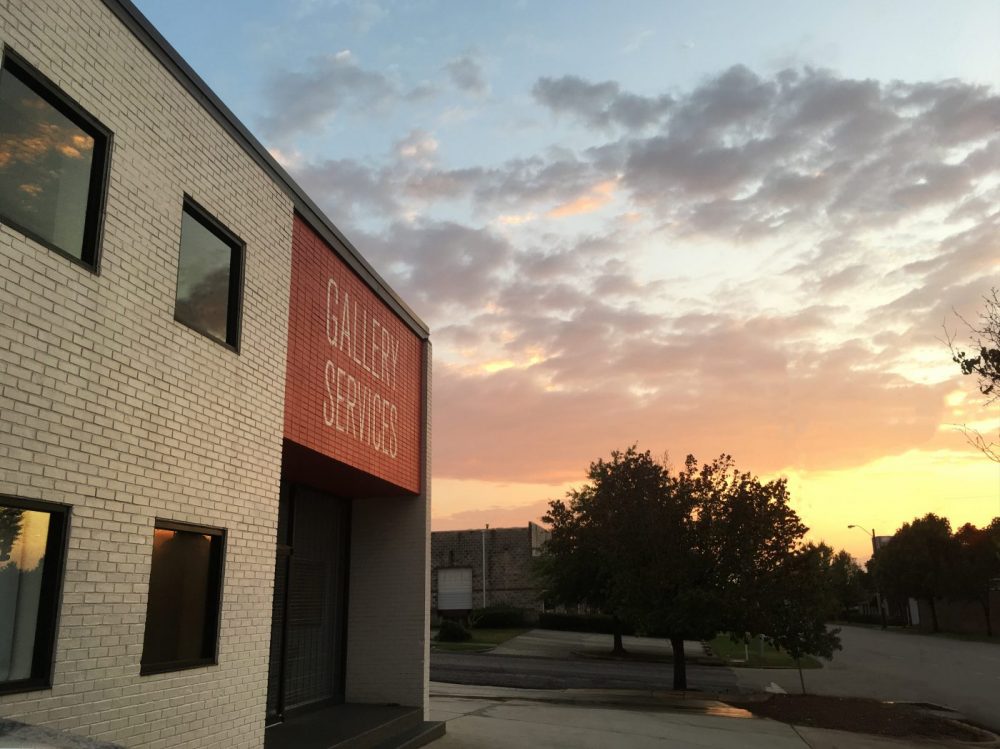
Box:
<box><xmin>762</xmin><ymin>543</ymin><xmax>843</xmax><ymax>692</ymax></box>
<box><xmin>539</xmin><ymin>446</ymin><xmax>667</xmax><ymax>654</ymax></box>
<box><xmin>540</xmin><ymin>448</ymin><xmax>840</xmax><ymax>690</ymax></box>
<box><xmin>952</xmin><ymin>519</ymin><xmax>1000</xmax><ymax>636</ymax></box>
<box><xmin>875</xmin><ymin>514</ymin><xmax>956</xmax><ymax>632</ymax></box>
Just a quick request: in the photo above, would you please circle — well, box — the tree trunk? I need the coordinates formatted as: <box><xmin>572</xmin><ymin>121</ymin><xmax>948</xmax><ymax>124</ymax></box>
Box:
<box><xmin>670</xmin><ymin>636</ymin><xmax>687</xmax><ymax>690</ymax></box>
<box><xmin>928</xmin><ymin>598</ymin><xmax>939</xmax><ymax>633</ymax></box>
<box><xmin>982</xmin><ymin>597</ymin><xmax>993</xmax><ymax>638</ymax></box>
<box><xmin>796</xmin><ymin>659</ymin><xmax>806</xmax><ymax>694</ymax></box>
<box><xmin>612</xmin><ymin>615</ymin><xmax>626</xmax><ymax>655</ymax></box>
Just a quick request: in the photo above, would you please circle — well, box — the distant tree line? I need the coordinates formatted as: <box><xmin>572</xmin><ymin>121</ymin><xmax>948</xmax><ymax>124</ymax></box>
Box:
<box><xmin>871</xmin><ymin>513</ymin><xmax>1000</xmax><ymax>636</ymax></box>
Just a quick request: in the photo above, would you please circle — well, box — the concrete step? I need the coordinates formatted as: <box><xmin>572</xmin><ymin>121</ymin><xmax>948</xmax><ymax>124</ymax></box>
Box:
<box><xmin>333</xmin><ymin>708</ymin><xmax>423</xmax><ymax>749</ymax></box>
<box><xmin>372</xmin><ymin>721</ymin><xmax>446</xmax><ymax>749</ymax></box>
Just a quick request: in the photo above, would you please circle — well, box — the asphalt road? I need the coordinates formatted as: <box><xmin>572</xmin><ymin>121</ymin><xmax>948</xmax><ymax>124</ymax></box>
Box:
<box><xmin>734</xmin><ymin>625</ymin><xmax>1000</xmax><ymax>730</ymax></box>
<box><xmin>430</xmin><ymin>651</ymin><xmax>740</xmax><ymax>693</ymax></box>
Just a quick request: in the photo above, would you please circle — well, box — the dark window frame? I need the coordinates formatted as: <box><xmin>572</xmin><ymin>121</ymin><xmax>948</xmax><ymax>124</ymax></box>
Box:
<box><xmin>173</xmin><ymin>196</ymin><xmax>245</xmax><ymax>353</ymax></box>
<box><xmin>0</xmin><ymin>47</ymin><xmax>112</xmax><ymax>273</ymax></box>
<box><xmin>0</xmin><ymin>494</ymin><xmax>71</xmax><ymax>696</ymax></box>
<box><xmin>139</xmin><ymin>518</ymin><xmax>227</xmax><ymax>676</ymax></box>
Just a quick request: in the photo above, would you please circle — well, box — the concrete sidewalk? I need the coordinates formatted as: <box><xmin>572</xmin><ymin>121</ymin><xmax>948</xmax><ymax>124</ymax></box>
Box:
<box><xmin>428</xmin><ymin>682</ymin><xmax>984</xmax><ymax>748</ymax></box>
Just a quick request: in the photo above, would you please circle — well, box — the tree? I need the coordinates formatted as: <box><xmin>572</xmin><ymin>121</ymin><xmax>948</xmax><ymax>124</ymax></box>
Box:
<box><xmin>948</xmin><ymin>287</ymin><xmax>1000</xmax><ymax>461</ymax></box>
<box><xmin>0</xmin><ymin>506</ymin><xmax>23</xmax><ymax>565</ymax></box>
<box><xmin>874</xmin><ymin>514</ymin><xmax>956</xmax><ymax>632</ymax></box>
<box><xmin>825</xmin><ymin>547</ymin><xmax>870</xmax><ymax>618</ymax></box>
<box><xmin>763</xmin><ymin>543</ymin><xmax>843</xmax><ymax>693</ymax></box>
<box><xmin>539</xmin><ymin>448</ymin><xmax>840</xmax><ymax>690</ymax></box>
<box><xmin>538</xmin><ymin>446</ymin><xmax>668</xmax><ymax>654</ymax></box>
<box><xmin>952</xmin><ymin>519</ymin><xmax>1000</xmax><ymax>637</ymax></box>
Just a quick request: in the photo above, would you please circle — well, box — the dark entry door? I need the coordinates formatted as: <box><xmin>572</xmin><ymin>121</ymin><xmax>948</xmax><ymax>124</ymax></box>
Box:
<box><xmin>266</xmin><ymin>482</ymin><xmax>350</xmax><ymax>723</ymax></box>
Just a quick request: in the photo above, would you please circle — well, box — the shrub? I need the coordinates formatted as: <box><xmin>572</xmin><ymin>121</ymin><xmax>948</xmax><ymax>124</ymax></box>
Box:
<box><xmin>437</xmin><ymin>619</ymin><xmax>471</xmax><ymax>642</ymax></box>
<box><xmin>538</xmin><ymin>612</ymin><xmax>635</xmax><ymax>635</ymax></box>
<box><xmin>470</xmin><ymin>605</ymin><xmax>528</xmax><ymax>629</ymax></box>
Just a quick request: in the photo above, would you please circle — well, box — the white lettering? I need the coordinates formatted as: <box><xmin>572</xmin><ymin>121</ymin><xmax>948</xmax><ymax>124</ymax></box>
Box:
<box><xmin>322</xmin><ymin>276</ymin><xmax>406</xmax><ymax>461</ymax></box>
<box><xmin>323</xmin><ymin>360</ymin><xmax>337</xmax><ymax>427</ymax></box>
<box><xmin>370</xmin><ymin>319</ymin><xmax>381</xmax><ymax>381</ymax></box>
<box><xmin>326</xmin><ymin>279</ymin><xmax>339</xmax><ymax>346</ymax></box>
<box><xmin>339</xmin><ymin>290</ymin><xmax>352</xmax><ymax>356</ymax></box>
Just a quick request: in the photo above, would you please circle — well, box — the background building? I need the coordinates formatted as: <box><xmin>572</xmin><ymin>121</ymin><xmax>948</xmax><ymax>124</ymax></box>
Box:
<box><xmin>431</xmin><ymin>523</ymin><xmax>550</xmax><ymax>621</ymax></box>
<box><xmin>0</xmin><ymin>1</ymin><xmax>437</xmax><ymax>747</ymax></box>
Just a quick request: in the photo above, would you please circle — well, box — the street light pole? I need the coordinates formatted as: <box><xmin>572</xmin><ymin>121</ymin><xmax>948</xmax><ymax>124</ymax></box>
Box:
<box><xmin>482</xmin><ymin>524</ymin><xmax>488</xmax><ymax>608</ymax></box>
<box><xmin>848</xmin><ymin>524</ymin><xmax>888</xmax><ymax>630</ymax></box>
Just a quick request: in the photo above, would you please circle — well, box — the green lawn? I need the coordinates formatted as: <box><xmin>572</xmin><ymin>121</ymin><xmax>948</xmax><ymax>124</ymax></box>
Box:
<box><xmin>708</xmin><ymin>635</ymin><xmax>822</xmax><ymax>669</ymax></box>
<box><xmin>431</xmin><ymin>627</ymin><xmax>529</xmax><ymax>653</ymax></box>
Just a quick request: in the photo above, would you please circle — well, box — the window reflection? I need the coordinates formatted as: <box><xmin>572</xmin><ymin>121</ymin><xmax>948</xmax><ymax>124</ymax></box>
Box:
<box><xmin>0</xmin><ymin>64</ymin><xmax>96</xmax><ymax>259</ymax></box>
<box><xmin>175</xmin><ymin>208</ymin><xmax>237</xmax><ymax>344</ymax></box>
<box><xmin>0</xmin><ymin>508</ymin><xmax>50</xmax><ymax>682</ymax></box>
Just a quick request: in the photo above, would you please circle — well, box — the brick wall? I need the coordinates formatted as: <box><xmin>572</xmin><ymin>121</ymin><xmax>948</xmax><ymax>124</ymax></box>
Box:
<box><xmin>430</xmin><ymin>524</ymin><xmax>550</xmax><ymax>614</ymax></box>
<box><xmin>0</xmin><ymin>1</ymin><xmax>293</xmax><ymax>746</ymax></box>
<box><xmin>283</xmin><ymin>217</ymin><xmax>422</xmax><ymax>494</ymax></box>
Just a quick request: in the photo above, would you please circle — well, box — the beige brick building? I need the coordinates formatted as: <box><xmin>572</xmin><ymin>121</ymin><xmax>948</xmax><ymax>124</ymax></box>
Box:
<box><xmin>431</xmin><ymin>524</ymin><xmax>550</xmax><ymax>620</ymax></box>
<box><xmin>0</xmin><ymin>1</ymin><xmax>436</xmax><ymax>747</ymax></box>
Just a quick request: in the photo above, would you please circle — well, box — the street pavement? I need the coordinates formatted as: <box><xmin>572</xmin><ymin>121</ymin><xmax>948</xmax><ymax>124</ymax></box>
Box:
<box><xmin>431</xmin><ymin>650</ymin><xmax>739</xmax><ymax>692</ymax></box>
<box><xmin>432</xmin><ymin>627</ymin><xmax>734</xmax><ymax>692</ymax></box>
<box><xmin>429</xmin><ymin>682</ymin><xmax>976</xmax><ymax>748</ymax></box>
<box><xmin>733</xmin><ymin>625</ymin><xmax>1000</xmax><ymax>731</ymax></box>
<box><xmin>490</xmin><ymin>628</ymin><xmax>706</xmax><ymax>660</ymax></box>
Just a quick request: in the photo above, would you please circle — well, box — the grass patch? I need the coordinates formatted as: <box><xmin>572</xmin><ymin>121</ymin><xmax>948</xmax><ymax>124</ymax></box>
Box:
<box><xmin>708</xmin><ymin>635</ymin><xmax>822</xmax><ymax>669</ymax></box>
<box><xmin>432</xmin><ymin>627</ymin><xmax>529</xmax><ymax>653</ymax></box>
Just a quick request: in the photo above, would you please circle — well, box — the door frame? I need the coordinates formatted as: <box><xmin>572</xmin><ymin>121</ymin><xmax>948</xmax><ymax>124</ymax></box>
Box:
<box><xmin>266</xmin><ymin>481</ymin><xmax>352</xmax><ymax>723</ymax></box>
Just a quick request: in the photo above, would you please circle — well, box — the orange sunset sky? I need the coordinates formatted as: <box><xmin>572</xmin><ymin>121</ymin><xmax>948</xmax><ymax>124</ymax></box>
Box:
<box><xmin>137</xmin><ymin>0</ymin><xmax>1000</xmax><ymax>562</ymax></box>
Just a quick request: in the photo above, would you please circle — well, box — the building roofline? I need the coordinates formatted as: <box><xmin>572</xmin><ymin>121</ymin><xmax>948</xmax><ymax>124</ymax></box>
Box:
<box><xmin>98</xmin><ymin>0</ymin><xmax>430</xmax><ymax>340</ymax></box>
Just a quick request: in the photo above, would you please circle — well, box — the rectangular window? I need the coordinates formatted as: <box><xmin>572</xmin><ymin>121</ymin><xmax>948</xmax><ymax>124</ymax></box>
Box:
<box><xmin>0</xmin><ymin>496</ymin><xmax>69</xmax><ymax>695</ymax></box>
<box><xmin>174</xmin><ymin>198</ymin><xmax>244</xmax><ymax>350</ymax></box>
<box><xmin>140</xmin><ymin>520</ymin><xmax>225</xmax><ymax>675</ymax></box>
<box><xmin>0</xmin><ymin>50</ymin><xmax>110</xmax><ymax>269</ymax></box>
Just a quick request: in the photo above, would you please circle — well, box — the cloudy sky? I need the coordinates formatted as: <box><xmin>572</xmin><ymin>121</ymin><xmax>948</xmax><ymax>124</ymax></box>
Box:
<box><xmin>136</xmin><ymin>0</ymin><xmax>1000</xmax><ymax>560</ymax></box>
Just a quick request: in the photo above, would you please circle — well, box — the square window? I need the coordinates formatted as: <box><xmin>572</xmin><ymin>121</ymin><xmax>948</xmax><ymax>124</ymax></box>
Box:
<box><xmin>0</xmin><ymin>497</ymin><xmax>69</xmax><ymax>695</ymax></box>
<box><xmin>0</xmin><ymin>50</ymin><xmax>110</xmax><ymax>269</ymax></box>
<box><xmin>140</xmin><ymin>520</ymin><xmax>225</xmax><ymax>675</ymax></box>
<box><xmin>174</xmin><ymin>199</ymin><xmax>244</xmax><ymax>350</ymax></box>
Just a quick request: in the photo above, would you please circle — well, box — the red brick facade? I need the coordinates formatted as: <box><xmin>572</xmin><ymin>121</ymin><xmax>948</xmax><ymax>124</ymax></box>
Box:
<box><xmin>284</xmin><ymin>215</ymin><xmax>422</xmax><ymax>493</ymax></box>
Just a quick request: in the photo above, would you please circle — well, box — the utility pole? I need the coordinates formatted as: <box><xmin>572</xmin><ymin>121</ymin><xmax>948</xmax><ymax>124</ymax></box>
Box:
<box><xmin>849</xmin><ymin>524</ymin><xmax>887</xmax><ymax>630</ymax></box>
<box><xmin>482</xmin><ymin>524</ymin><xmax>488</xmax><ymax>608</ymax></box>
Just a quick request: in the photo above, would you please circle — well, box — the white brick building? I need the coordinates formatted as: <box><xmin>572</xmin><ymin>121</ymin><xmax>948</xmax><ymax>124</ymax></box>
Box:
<box><xmin>0</xmin><ymin>1</ymin><xmax>436</xmax><ymax>747</ymax></box>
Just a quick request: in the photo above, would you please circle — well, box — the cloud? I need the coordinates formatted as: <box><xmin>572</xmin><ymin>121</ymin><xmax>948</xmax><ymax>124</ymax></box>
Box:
<box><xmin>259</xmin><ymin>51</ymin><xmax>399</xmax><ymax>139</ymax></box>
<box><xmin>532</xmin><ymin>74</ymin><xmax>673</xmax><ymax>130</ymax></box>
<box><xmin>547</xmin><ymin>179</ymin><xmax>618</xmax><ymax>218</ymax></box>
<box><xmin>260</xmin><ymin>50</ymin><xmax>442</xmax><ymax>140</ymax></box>
<box><xmin>395</xmin><ymin>129</ymin><xmax>439</xmax><ymax>165</ymax></box>
<box><xmin>433</xmin><ymin>499</ymin><xmax>552</xmax><ymax>531</ymax></box>
<box><xmin>610</xmin><ymin>66</ymin><xmax>1000</xmax><ymax>239</ymax></box>
<box><xmin>444</xmin><ymin>55</ymin><xmax>489</xmax><ymax>96</ymax></box>
<box><xmin>266</xmin><ymin>62</ymin><xmax>997</xmax><ymax>491</ymax></box>
<box><xmin>355</xmin><ymin>220</ymin><xmax>516</xmax><ymax>313</ymax></box>
<box><xmin>293</xmin><ymin>157</ymin><xmax>399</xmax><ymax>223</ymax></box>
<box><xmin>431</xmin><ymin>324</ymin><xmax>952</xmax><ymax>483</ymax></box>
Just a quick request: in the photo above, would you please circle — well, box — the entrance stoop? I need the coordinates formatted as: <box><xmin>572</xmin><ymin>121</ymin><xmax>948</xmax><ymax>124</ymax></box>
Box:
<box><xmin>265</xmin><ymin>704</ymin><xmax>444</xmax><ymax>749</ymax></box>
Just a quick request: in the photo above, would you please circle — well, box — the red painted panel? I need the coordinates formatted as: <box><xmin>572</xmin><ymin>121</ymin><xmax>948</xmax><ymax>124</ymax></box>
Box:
<box><xmin>284</xmin><ymin>215</ymin><xmax>422</xmax><ymax>494</ymax></box>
